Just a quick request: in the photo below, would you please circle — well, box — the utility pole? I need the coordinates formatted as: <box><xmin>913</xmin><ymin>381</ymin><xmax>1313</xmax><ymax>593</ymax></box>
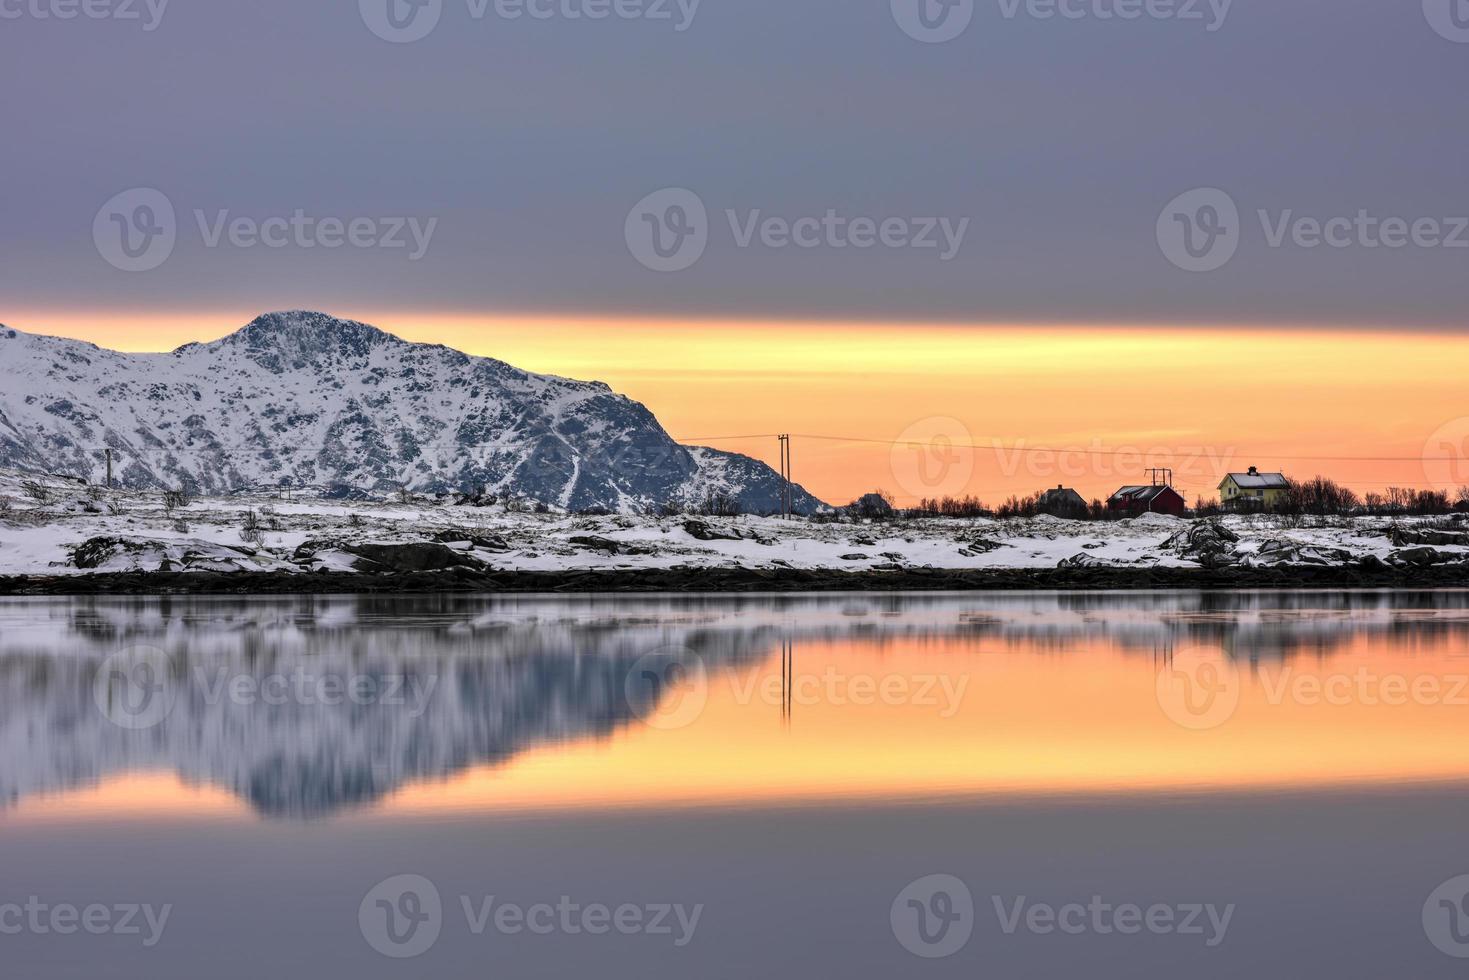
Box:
<box><xmin>104</xmin><ymin>448</ymin><xmax>113</xmax><ymax>490</ymax></box>
<box><xmin>777</xmin><ymin>434</ymin><xmax>792</xmax><ymax>518</ymax></box>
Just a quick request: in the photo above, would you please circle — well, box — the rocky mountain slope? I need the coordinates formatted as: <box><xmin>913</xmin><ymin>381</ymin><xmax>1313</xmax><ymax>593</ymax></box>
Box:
<box><xmin>0</xmin><ymin>311</ymin><xmax>822</xmax><ymax>514</ymax></box>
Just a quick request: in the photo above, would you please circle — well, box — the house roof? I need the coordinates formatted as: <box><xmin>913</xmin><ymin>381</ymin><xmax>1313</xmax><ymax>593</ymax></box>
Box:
<box><xmin>1108</xmin><ymin>484</ymin><xmax>1180</xmax><ymax>504</ymax></box>
<box><xmin>1038</xmin><ymin>487</ymin><xmax>1086</xmax><ymax>505</ymax></box>
<box><xmin>1221</xmin><ymin>471</ymin><xmax>1289</xmax><ymax>490</ymax></box>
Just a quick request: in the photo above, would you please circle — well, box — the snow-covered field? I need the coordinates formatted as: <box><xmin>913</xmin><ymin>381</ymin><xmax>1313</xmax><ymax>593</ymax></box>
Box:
<box><xmin>2</xmin><ymin>468</ymin><xmax>1467</xmax><ymax>579</ymax></box>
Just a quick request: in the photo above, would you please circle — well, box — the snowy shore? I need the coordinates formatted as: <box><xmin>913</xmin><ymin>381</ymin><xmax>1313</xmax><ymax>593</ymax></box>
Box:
<box><xmin>1</xmin><ymin>469</ymin><xmax>1467</xmax><ymax>590</ymax></box>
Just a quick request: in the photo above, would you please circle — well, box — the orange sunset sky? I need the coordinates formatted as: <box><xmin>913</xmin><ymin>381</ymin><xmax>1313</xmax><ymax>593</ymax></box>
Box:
<box><xmin>9</xmin><ymin>308</ymin><xmax>1468</xmax><ymax>507</ymax></box>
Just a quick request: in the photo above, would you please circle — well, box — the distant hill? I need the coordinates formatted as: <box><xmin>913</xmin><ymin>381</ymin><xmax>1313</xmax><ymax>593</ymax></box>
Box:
<box><xmin>0</xmin><ymin>311</ymin><xmax>823</xmax><ymax>514</ymax></box>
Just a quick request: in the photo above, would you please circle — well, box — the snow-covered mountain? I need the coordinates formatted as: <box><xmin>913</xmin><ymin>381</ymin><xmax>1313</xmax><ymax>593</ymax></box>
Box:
<box><xmin>0</xmin><ymin>311</ymin><xmax>823</xmax><ymax>514</ymax></box>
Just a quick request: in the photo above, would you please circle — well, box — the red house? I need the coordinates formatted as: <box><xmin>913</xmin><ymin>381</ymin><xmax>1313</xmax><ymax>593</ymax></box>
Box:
<box><xmin>1107</xmin><ymin>483</ymin><xmax>1186</xmax><ymax>517</ymax></box>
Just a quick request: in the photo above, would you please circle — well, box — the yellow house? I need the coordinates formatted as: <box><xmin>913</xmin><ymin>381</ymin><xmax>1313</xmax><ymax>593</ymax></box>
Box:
<box><xmin>1219</xmin><ymin>467</ymin><xmax>1290</xmax><ymax>511</ymax></box>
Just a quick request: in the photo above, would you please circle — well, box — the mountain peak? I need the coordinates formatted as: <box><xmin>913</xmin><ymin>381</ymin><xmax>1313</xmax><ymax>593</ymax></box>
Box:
<box><xmin>237</xmin><ymin>310</ymin><xmax>387</xmax><ymax>340</ymax></box>
<box><xmin>213</xmin><ymin>311</ymin><xmax>395</xmax><ymax>366</ymax></box>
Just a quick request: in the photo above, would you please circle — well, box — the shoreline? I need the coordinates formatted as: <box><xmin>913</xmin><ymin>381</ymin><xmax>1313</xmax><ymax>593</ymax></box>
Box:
<box><xmin>4</xmin><ymin>564</ymin><xmax>1469</xmax><ymax>595</ymax></box>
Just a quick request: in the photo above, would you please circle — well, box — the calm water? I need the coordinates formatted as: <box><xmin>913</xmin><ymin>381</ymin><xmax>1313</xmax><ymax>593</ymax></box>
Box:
<box><xmin>5</xmin><ymin>591</ymin><xmax>1469</xmax><ymax>977</ymax></box>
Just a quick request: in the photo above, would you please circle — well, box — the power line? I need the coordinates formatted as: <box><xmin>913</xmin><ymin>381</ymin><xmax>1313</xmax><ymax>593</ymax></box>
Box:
<box><xmin>675</xmin><ymin>432</ymin><xmax>1465</xmax><ymax>463</ymax></box>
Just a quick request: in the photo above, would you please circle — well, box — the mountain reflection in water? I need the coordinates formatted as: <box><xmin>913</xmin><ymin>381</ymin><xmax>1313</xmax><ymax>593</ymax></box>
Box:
<box><xmin>3</xmin><ymin>590</ymin><xmax>1469</xmax><ymax>820</ymax></box>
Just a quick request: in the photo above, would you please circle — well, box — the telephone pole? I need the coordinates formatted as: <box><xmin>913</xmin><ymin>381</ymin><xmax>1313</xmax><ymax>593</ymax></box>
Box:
<box><xmin>777</xmin><ymin>434</ymin><xmax>792</xmax><ymax>518</ymax></box>
<box><xmin>104</xmin><ymin>448</ymin><xmax>113</xmax><ymax>490</ymax></box>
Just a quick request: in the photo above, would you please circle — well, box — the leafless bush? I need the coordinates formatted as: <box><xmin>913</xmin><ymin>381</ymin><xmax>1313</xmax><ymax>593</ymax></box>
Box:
<box><xmin>240</xmin><ymin>509</ymin><xmax>265</xmax><ymax>545</ymax></box>
<box><xmin>172</xmin><ymin>518</ymin><xmax>191</xmax><ymax>534</ymax></box>
<box><xmin>698</xmin><ymin>493</ymin><xmax>742</xmax><ymax>517</ymax></box>
<box><xmin>161</xmin><ymin>488</ymin><xmax>192</xmax><ymax>514</ymax></box>
<box><xmin>913</xmin><ymin>495</ymin><xmax>996</xmax><ymax>519</ymax></box>
<box><xmin>20</xmin><ymin>480</ymin><xmax>51</xmax><ymax>504</ymax></box>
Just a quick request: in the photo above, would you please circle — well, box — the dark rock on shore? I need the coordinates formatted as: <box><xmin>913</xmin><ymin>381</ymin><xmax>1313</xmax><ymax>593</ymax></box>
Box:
<box><xmin>8</xmin><ymin>562</ymin><xmax>1469</xmax><ymax>596</ymax></box>
<box><xmin>1163</xmin><ymin>519</ymin><xmax>1240</xmax><ymax>568</ymax></box>
<box><xmin>345</xmin><ymin>542</ymin><xmax>486</xmax><ymax>573</ymax></box>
